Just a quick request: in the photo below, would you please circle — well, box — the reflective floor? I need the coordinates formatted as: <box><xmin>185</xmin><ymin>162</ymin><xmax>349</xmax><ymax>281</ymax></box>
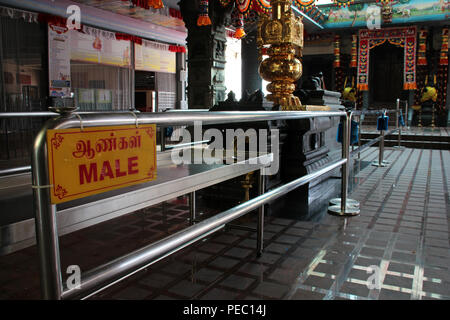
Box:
<box><xmin>0</xmin><ymin>147</ymin><xmax>449</xmax><ymax>300</ymax></box>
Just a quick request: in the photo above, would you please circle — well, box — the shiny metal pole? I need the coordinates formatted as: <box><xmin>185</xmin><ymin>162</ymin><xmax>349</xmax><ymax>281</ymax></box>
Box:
<box><xmin>393</xmin><ymin>99</ymin><xmax>404</xmax><ymax>149</ymax></box>
<box><xmin>358</xmin><ymin>115</ymin><xmax>362</xmax><ymax>161</ymax></box>
<box><xmin>405</xmin><ymin>100</ymin><xmax>409</xmax><ymax>129</ymax></box>
<box><xmin>372</xmin><ymin>110</ymin><xmax>389</xmax><ymax>167</ymax></box>
<box><xmin>189</xmin><ymin>191</ymin><xmax>196</xmax><ymax>226</ymax></box>
<box><xmin>160</xmin><ymin>127</ymin><xmax>166</xmax><ymax>151</ymax></box>
<box><xmin>32</xmin><ymin>119</ymin><xmax>64</xmax><ymax>300</ymax></box>
<box><xmin>257</xmin><ymin>169</ymin><xmax>265</xmax><ymax>256</ymax></box>
<box><xmin>328</xmin><ymin>111</ymin><xmax>360</xmax><ymax>216</ymax></box>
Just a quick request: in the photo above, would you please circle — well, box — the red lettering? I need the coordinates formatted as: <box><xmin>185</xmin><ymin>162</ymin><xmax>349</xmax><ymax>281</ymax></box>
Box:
<box><xmin>79</xmin><ymin>163</ymin><xmax>97</xmax><ymax>185</ymax></box>
<box><xmin>115</xmin><ymin>159</ymin><xmax>127</xmax><ymax>177</ymax></box>
<box><xmin>99</xmin><ymin>160</ymin><xmax>114</xmax><ymax>181</ymax></box>
<box><xmin>128</xmin><ymin>156</ymin><xmax>139</xmax><ymax>175</ymax></box>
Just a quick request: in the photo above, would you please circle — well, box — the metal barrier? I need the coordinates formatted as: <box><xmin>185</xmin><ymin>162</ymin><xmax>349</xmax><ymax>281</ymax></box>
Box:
<box><xmin>31</xmin><ymin>110</ymin><xmax>353</xmax><ymax>299</ymax></box>
<box><xmin>327</xmin><ymin>107</ymin><xmax>403</xmax><ymax>215</ymax></box>
<box><xmin>347</xmin><ymin>108</ymin><xmax>401</xmax><ymax>167</ymax></box>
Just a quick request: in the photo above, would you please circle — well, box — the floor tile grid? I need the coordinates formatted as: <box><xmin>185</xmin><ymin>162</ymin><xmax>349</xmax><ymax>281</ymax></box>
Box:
<box><xmin>275</xmin><ymin>148</ymin><xmax>408</xmax><ymax>299</ymax></box>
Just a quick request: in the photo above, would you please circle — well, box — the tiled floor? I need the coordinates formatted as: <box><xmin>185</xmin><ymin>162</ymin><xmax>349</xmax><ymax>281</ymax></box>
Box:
<box><xmin>0</xmin><ymin>147</ymin><xmax>449</xmax><ymax>300</ymax></box>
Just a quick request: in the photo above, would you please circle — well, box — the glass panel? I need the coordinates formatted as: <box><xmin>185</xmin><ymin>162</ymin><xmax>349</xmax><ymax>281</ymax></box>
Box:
<box><xmin>71</xmin><ymin>61</ymin><xmax>131</xmax><ymax>111</ymax></box>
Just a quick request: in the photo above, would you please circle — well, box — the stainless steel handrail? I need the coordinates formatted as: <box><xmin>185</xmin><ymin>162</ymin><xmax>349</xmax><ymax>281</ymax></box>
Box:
<box><xmin>62</xmin><ymin>158</ymin><xmax>347</xmax><ymax>300</ymax></box>
<box><xmin>46</xmin><ymin>111</ymin><xmax>345</xmax><ymax>129</ymax></box>
<box><xmin>0</xmin><ymin>110</ymin><xmax>142</xmax><ymax>118</ymax></box>
<box><xmin>32</xmin><ymin>110</ymin><xmax>347</xmax><ymax>300</ymax></box>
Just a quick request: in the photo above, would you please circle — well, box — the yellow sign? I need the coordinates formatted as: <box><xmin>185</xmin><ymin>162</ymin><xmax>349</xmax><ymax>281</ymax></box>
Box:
<box><xmin>47</xmin><ymin>124</ymin><xmax>157</xmax><ymax>204</ymax></box>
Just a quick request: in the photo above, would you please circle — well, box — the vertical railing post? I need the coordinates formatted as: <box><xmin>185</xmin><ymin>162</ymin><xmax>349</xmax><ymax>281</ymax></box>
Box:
<box><xmin>358</xmin><ymin>114</ymin><xmax>361</xmax><ymax>161</ymax></box>
<box><xmin>372</xmin><ymin>109</ymin><xmax>390</xmax><ymax>167</ymax></box>
<box><xmin>257</xmin><ymin>169</ymin><xmax>265</xmax><ymax>256</ymax></box>
<box><xmin>379</xmin><ymin>124</ymin><xmax>385</xmax><ymax>165</ymax></box>
<box><xmin>32</xmin><ymin>121</ymin><xmax>63</xmax><ymax>300</ymax></box>
<box><xmin>394</xmin><ymin>98</ymin><xmax>403</xmax><ymax>149</ymax></box>
<box><xmin>189</xmin><ymin>191</ymin><xmax>196</xmax><ymax>226</ymax></box>
<box><xmin>160</xmin><ymin>126</ymin><xmax>166</xmax><ymax>151</ymax></box>
<box><xmin>405</xmin><ymin>100</ymin><xmax>409</xmax><ymax>128</ymax></box>
<box><xmin>328</xmin><ymin>111</ymin><xmax>360</xmax><ymax>216</ymax></box>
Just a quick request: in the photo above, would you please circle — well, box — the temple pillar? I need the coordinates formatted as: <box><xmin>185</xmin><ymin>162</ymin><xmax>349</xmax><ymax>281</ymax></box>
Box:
<box><xmin>179</xmin><ymin>0</ymin><xmax>233</xmax><ymax>109</ymax></box>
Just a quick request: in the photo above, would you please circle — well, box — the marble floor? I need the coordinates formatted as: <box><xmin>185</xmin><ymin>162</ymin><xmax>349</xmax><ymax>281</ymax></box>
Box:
<box><xmin>0</xmin><ymin>147</ymin><xmax>449</xmax><ymax>300</ymax></box>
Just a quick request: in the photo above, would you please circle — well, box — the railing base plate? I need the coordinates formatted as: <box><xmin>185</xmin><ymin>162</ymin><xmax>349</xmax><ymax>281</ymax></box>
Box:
<box><xmin>371</xmin><ymin>160</ymin><xmax>390</xmax><ymax>167</ymax></box>
<box><xmin>327</xmin><ymin>204</ymin><xmax>360</xmax><ymax>217</ymax></box>
<box><xmin>329</xmin><ymin>198</ymin><xmax>360</xmax><ymax>208</ymax></box>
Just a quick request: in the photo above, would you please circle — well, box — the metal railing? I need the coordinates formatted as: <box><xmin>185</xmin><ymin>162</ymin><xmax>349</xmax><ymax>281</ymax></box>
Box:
<box><xmin>31</xmin><ymin>110</ymin><xmax>352</xmax><ymax>300</ymax></box>
<box><xmin>349</xmin><ymin>106</ymin><xmax>404</xmax><ymax>167</ymax></box>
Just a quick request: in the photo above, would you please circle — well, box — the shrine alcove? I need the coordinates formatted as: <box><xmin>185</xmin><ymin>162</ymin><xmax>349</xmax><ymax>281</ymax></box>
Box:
<box><xmin>369</xmin><ymin>42</ymin><xmax>409</xmax><ymax>108</ymax></box>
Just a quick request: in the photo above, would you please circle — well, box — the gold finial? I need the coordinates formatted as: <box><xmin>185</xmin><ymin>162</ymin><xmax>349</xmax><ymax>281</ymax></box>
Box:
<box><xmin>257</xmin><ymin>0</ymin><xmax>303</xmax><ymax>110</ymax></box>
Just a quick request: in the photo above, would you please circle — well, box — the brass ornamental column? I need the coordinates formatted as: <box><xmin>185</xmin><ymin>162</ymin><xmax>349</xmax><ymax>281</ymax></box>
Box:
<box><xmin>257</xmin><ymin>0</ymin><xmax>303</xmax><ymax>110</ymax></box>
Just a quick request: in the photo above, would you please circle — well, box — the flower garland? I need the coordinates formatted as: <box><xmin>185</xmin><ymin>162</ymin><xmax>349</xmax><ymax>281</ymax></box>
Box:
<box><xmin>197</xmin><ymin>0</ymin><xmax>212</xmax><ymax>26</ymax></box>
<box><xmin>350</xmin><ymin>34</ymin><xmax>357</xmax><ymax>68</ymax></box>
<box><xmin>439</xmin><ymin>27</ymin><xmax>448</xmax><ymax>66</ymax></box>
<box><xmin>333</xmin><ymin>35</ymin><xmax>340</xmax><ymax>68</ymax></box>
<box><xmin>294</xmin><ymin>0</ymin><xmax>316</xmax><ymax>10</ymax></box>
<box><xmin>126</xmin><ymin>0</ymin><xmax>164</xmax><ymax>10</ymax></box>
<box><xmin>417</xmin><ymin>28</ymin><xmax>427</xmax><ymax>66</ymax></box>
<box><xmin>332</xmin><ymin>0</ymin><xmax>354</xmax><ymax>8</ymax></box>
<box><xmin>235</xmin><ymin>13</ymin><xmax>246</xmax><ymax>39</ymax></box>
<box><xmin>168</xmin><ymin>45</ymin><xmax>186</xmax><ymax>53</ymax></box>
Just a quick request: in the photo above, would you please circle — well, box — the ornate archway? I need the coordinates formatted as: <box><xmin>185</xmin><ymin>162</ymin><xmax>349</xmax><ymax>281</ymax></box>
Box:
<box><xmin>357</xmin><ymin>26</ymin><xmax>417</xmax><ymax>92</ymax></box>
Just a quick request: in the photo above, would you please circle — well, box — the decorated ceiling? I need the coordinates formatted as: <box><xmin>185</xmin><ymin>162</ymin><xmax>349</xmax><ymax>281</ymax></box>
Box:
<box><xmin>320</xmin><ymin>0</ymin><xmax>450</xmax><ymax>29</ymax></box>
<box><xmin>71</xmin><ymin>0</ymin><xmax>329</xmax><ymax>33</ymax></box>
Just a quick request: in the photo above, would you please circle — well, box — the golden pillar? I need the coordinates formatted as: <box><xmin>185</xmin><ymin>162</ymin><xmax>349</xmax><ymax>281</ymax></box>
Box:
<box><xmin>257</xmin><ymin>0</ymin><xmax>303</xmax><ymax>110</ymax></box>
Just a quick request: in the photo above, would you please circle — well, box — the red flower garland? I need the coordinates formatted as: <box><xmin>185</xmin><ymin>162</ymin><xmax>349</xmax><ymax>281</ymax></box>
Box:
<box><xmin>439</xmin><ymin>28</ymin><xmax>448</xmax><ymax>66</ymax></box>
<box><xmin>115</xmin><ymin>32</ymin><xmax>143</xmax><ymax>45</ymax></box>
<box><xmin>417</xmin><ymin>28</ymin><xmax>427</xmax><ymax>66</ymax></box>
<box><xmin>168</xmin><ymin>45</ymin><xmax>186</xmax><ymax>53</ymax></box>
<box><xmin>169</xmin><ymin>8</ymin><xmax>183</xmax><ymax>20</ymax></box>
<box><xmin>333</xmin><ymin>35</ymin><xmax>340</xmax><ymax>68</ymax></box>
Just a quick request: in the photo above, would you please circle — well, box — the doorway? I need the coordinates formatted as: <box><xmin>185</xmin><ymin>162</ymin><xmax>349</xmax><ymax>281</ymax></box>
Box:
<box><xmin>369</xmin><ymin>42</ymin><xmax>408</xmax><ymax>108</ymax></box>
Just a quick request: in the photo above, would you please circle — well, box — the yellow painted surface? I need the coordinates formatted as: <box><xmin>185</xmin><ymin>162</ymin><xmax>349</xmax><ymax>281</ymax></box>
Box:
<box><xmin>47</xmin><ymin>124</ymin><xmax>157</xmax><ymax>204</ymax></box>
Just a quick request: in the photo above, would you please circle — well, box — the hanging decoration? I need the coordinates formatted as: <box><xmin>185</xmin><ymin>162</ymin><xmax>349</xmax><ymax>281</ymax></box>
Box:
<box><xmin>294</xmin><ymin>0</ymin><xmax>315</xmax><ymax>10</ymax></box>
<box><xmin>38</xmin><ymin>13</ymin><xmax>69</xmax><ymax>29</ymax></box>
<box><xmin>332</xmin><ymin>0</ymin><xmax>354</xmax><ymax>8</ymax></box>
<box><xmin>350</xmin><ymin>34</ymin><xmax>357</xmax><ymax>68</ymax></box>
<box><xmin>333</xmin><ymin>35</ymin><xmax>340</xmax><ymax>68</ymax></box>
<box><xmin>357</xmin><ymin>27</ymin><xmax>417</xmax><ymax>91</ymax></box>
<box><xmin>236</xmin><ymin>0</ymin><xmax>253</xmax><ymax>16</ymax></box>
<box><xmin>254</xmin><ymin>0</ymin><xmax>271</xmax><ymax>15</ymax></box>
<box><xmin>128</xmin><ymin>0</ymin><xmax>164</xmax><ymax>10</ymax></box>
<box><xmin>234</xmin><ymin>13</ymin><xmax>246</xmax><ymax>39</ymax></box>
<box><xmin>439</xmin><ymin>27</ymin><xmax>448</xmax><ymax>66</ymax></box>
<box><xmin>437</xmin><ymin>28</ymin><xmax>449</xmax><ymax>124</ymax></box>
<box><xmin>115</xmin><ymin>32</ymin><xmax>143</xmax><ymax>45</ymax></box>
<box><xmin>417</xmin><ymin>28</ymin><xmax>427</xmax><ymax>66</ymax></box>
<box><xmin>168</xmin><ymin>45</ymin><xmax>186</xmax><ymax>53</ymax></box>
<box><xmin>168</xmin><ymin>8</ymin><xmax>182</xmax><ymax>20</ymax></box>
<box><xmin>197</xmin><ymin>0</ymin><xmax>212</xmax><ymax>26</ymax></box>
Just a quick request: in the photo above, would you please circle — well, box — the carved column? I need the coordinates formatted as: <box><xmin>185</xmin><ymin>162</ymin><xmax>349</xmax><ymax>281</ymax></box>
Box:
<box><xmin>179</xmin><ymin>0</ymin><xmax>233</xmax><ymax>109</ymax></box>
